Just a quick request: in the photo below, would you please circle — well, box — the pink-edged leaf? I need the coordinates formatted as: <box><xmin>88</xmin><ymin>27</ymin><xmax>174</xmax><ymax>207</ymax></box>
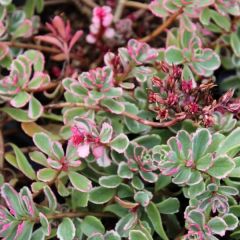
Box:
<box><xmin>69</xmin><ymin>30</ymin><xmax>83</xmax><ymax>51</ymax></box>
<box><xmin>99</xmin><ymin>122</ymin><xmax>113</xmax><ymax>143</ymax></box>
<box><xmin>68</xmin><ymin>160</ymin><xmax>82</xmax><ymax>168</ymax></box>
<box><xmin>39</xmin><ymin>213</ymin><xmax>51</xmax><ymax>236</ymax></box>
<box><xmin>68</xmin><ymin>171</ymin><xmax>92</xmax><ymax>192</ymax></box>
<box><xmin>149</xmin><ymin>0</ymin><xmax>169</xmax><ymax>18</ymax></box>
<box><xmin>35</xmin><ymin>35</ymin><xmax>63</xmax><ymax>50</ymax></box>
<box><xmin>96</xmin><ymin>150</ymin><xmax>111</xmax><ymax>167</ymax></box>
<box><xmin>13</xmin><ymin>19</ymin><xmax>32</xmax><ymax>38</ymax></box>
<box><xmin>14</xmin><ymin>221</ymin><xmax>33</xmax><ymax>240</ymax></box>
<box><xmin>114</xmin><ymin>196</ymin><xmax>139</xmax><ymax>209</ymax></box>
<box><xmin>10</xmin><ymin>92</ymin><xmax>31</xmax><ymax>108</ymax></box>
<box><xmin>51</xmin><ymin>53</ymin><xmax>67</xmax><ymax>61</ymax></box>
<box><xmin>52</xmin><ymin>16</ymin><xmax>67</xmax><ymax>40</ymax></box>
<box><xmin>51</xmin><ymin>141</ymin><xmax>64</xmax><ymax>160</ymax></box>
<box><xmin>47</xmin><ymin>158</ymin><xmax>62</xmax><ymax>170</ymax></box>
<box><xmin>1</xmin><ymin>183</ymin><xmax>25</xmax><ymax>217</ymax></box>
<box><xmin>28</xmin><ymin>96</ymin><xmax>43</xmax><ymax>119</ymax></box>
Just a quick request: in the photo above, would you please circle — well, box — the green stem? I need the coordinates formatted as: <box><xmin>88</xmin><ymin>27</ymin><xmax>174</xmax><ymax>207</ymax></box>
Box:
<box><xmin>42</xmin><ymin>113</ymin><xmax>63</xmax><ymax>122</ymax></box>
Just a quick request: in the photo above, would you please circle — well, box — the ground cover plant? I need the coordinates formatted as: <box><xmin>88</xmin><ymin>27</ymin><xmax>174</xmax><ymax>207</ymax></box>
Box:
<box><xmin>0</xmin><ymin>0</ymin><xmax>240</xmax><ymax>239</ymax></box>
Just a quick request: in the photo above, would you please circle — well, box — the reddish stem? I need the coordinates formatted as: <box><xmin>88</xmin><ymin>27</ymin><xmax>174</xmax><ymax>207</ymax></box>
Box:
<box><xmin>140</xmin><ymin>7</ymin><xmax>184</xmax><ymax>43</ymax></box>
<box><xmin>45</xmin><ymin>102</ymin><xmax>185</xmax><ymax>128</ymax></box>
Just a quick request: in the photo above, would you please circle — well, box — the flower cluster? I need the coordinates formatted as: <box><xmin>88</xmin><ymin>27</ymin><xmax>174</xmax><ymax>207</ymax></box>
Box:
<box><xmin>70</xmin><ymin>118</ymin><xmax>129</xmax><ymax>167</ymax></box>
<box><xmin>86</xmin><ymin>6</ymin><xmax>115</xmax><ymax>44</ymax></box>
<box><xmin>148</xmin><ymin>63</ymin><xmax>240</xmax><ymax>126</ymax></box>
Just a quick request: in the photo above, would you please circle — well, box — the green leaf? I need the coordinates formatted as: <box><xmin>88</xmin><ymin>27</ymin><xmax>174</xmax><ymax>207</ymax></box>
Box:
<box><xmin>28</xmin><ymin>96</ymin><xmax>43</xmax><ymax>119</ymax></box>
<box><xmin>33</xmin><ymin>132</ymin><xmax>52</xmax><ymax>155</ymax></box>
<box><xmin>68</xmin><ymin>171</ymin><xmax>92</xmax><ymax>192</ymax></box>
<box><xmin>223</xmin><ymin>213</ymin><xmax>239</xmax><ymax>230</ymax></box>
<box><xmin>156</xmin><ymin>198</ymin><xmax>180</xmax><ymax>214</ymax></box>
<box><xmin>29</xmin><ymin>151</ymin><xmax>47</xmax><ymax>166</ymax></box>
<box><xmin>101</xmin><ymin>98</ymin><xmax>125</xmax><ymax>114</ymax></box>
<box><xmin>165</xmin><ymin>46</ymin><xmax>183</xmax><ymax>65</ymax></box>
<box><xmin>99</xmin><ymin>123</ymin><xmax>113</xmax><ymax>143</ymax></box>
<box><xmin>216</xmin><ymin>127</ymin><xmax>240</xmax><ymax>155</ymax></box>
<box><xmin>39</xmin><ymin>213</ymin><xmax>50</xmax><ymax>236</ymax></box>
<box><xmin>188</xmin><ymin>209</ymin><xmax>205</xmax><ymax>227</ymax></box>
<box><xmin>207</xmin><ymin>156</ymin><xmax>235</xmax><ymax>179</ymax></box>
<box><xmin>231</xmin><ymin>32</ymin><xmax>240</xmax><ymax>57</ymax></box>
<box><xmin>12</xmin><ymin>19</ymin><xmax>32</xmax><ymax>38</ymax></box>
<box><xmin>134</xmin><ymin>191</ymin><xmax>152</xmax><ymax>207</ymax></box>
<box><xmin>105</xmin><ymin>231</ymin><xmax>121</xmax><ymax>240</ymax></box>
<box><xmin>210</xmin><ymin>9</ymin><xmax>231</xmax><ymax>31</ymax></box>
<box><xmin>24</xmin><ymin>0</ymin><xmax>35</xmax><ymax>18</ymax></box>
<box><xmin>35</xmin><ymin>0</ymin><xmax>44</xmax><ymax>13</ymax></box>
<box><xmin>10</xmin><ymin>92</ymin><xmax>31</xmax><ymax>108</ymax></box>
<box><xmin>208</xmin><ymin>217</ymin><xmax>227</xmax><ymax>236</ymax></box>
<box><xmin>10</xmin><ymin>143</ymin><xmax>36</xmax><ymax>180</ymax></box>
<box><xmin>99</xmin><ymin>175</ymin><xmax>122</xmax><ymax>188</ymax></box>
<box><xmin>129</xmin><ymin>230</ymin><xmax>148</xmax><ymax>240</ymax></box>
<box><xmin>146</xmin><ymin>202</ymin><xmax>169</xmax><ymax>240</ymax></box>
<box><xmin>1</xmin><ymin>107</ymin><xmax>32</xmax><ymax>122</ymax></box>
<box><xmin>117</xmin><ymin>162</ymin><xmax>133</xmax><ymax>179</ymax></box>
<box><xmin>132</xmin><ymin>66</ymin><xmax>155</xmax><ymax>82</ymax></box>
<box><xmin>154</xmin><ymin>175</ymin><xmax>171</xmax><ymax>192</ymax></box>
<box><xmin>229</xmin><ymin>157</ymin><xmax>240</xmax><ymax>178</ymax></box>
<box><xmin>81</xmin><ymin>216</ymin><xmax>105</xmax><ymax>237</ymax></box>
<box><xmin>24</xmin><ymin>50</ymin><xmax>44</xmax><ymax>72</ymax></box>
<box><xmin>192</xmin><ymin>129</ymin><xmax>211</xmax><ymax>160</ymax></box>
<box><xmin>37</xmin><ymin>168</ymin><xmax>57</xmax><ymax>182</ymax></box>
<box><xmin>71</xmin><ymin>190</ymin><xmax>89</xmax><ymax>209</ymax></box>
<box><xmin>200</xmin><ymin>8</ymin><xmax>211</xmax><ymax>25</ymax></box>
<box><xmin>57</xmin><ymin>218</ymin><xmax>76</xmax><ymax>240</ymax></box>
<box><xmin>43</xmin><ymin>186</ymin><xmax>57</xmax><ymax>211</ymax></box>
<box><xmin>110</xmin><ymin>134</ymin><xmax>129</xmax><ymax>153</ymax></box>
<box><xmin>89</xmin><ymin>187</ymin><xmax>115</xmax><ymax>204</ymax></box>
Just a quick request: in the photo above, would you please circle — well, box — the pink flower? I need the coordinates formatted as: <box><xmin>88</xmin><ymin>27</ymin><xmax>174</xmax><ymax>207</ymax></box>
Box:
<box><xmin>70</xmin><ymin>124</ymin><xmax>101</xmax><ymax>159</ymax></box>
<box><xmin>70</xmin><ymin>121</ymin><xmax>113</xmax><ymax>167</ymax></box>
<box><xmin>188</xmin><ymin>102</ymin><xmax>199</xmax><ymax>114</ymax></box>
<box><xmin>86</xmin><ymin>6</ymin><xmax>115</xmax><ymax>44</ymax></box>
<box><xmin>182</xmin><ymin>80</ymin><xmax>193</xmax><ymax>93</ymax></box>
<box><xmin>166</xmin><ymin>92</ymin><xmax>178</xmax><ymax>106</ymax></box>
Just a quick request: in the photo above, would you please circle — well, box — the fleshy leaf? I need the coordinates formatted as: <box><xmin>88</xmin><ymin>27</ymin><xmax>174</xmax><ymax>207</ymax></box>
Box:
<box><xmin>57</xmin><ymin>218</ymin><xmax>76</xmax><ymax>240</ymax></box>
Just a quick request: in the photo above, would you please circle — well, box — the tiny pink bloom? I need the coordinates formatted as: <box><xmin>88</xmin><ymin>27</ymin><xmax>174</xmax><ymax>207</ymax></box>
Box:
<box><xmin>92</xmin><ymin>145</ymin><xmax>105</xmax><ymax>158</ymax></box>
<box><xmin>77</xmin><ymin>144</ymin><xmax>90</xmax><ymax>158</ymax></box>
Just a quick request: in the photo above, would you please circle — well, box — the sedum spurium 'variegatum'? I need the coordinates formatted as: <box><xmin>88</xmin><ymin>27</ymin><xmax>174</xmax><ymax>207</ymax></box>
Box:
<box><xmin>0</xmin><ymin>0</ymin><xmax>239</xmax><ymax>239</ymax></box>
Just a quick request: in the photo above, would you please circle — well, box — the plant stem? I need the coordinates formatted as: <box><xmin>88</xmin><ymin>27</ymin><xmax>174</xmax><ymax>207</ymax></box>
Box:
<box><xmin>3</xmin><ymin>42</ymin><xmax>81</xmax><ymax>61</ymax></box>
<box><xmin>78</xmin><ymin>0</ymin><xmax>97</xmax><ymax>8</ymax></box>
<box><xmin>27</xmin><ymin>210</ymin><xmax>115</xmax><ymax>222</ymax></box>
<box><xmin>0</xmin><ymin>129</ymin><xmax>4</xmax><ymax>168</ymax></box>
<box><xmin>25</xmin><ymin>81</ymin><xmax>59</xmax><ymax>93</ymax></box>
<box><xmin>114</xmin><ymin>0</ymin><xmax>126</xmax><ymax>22</ymax></box>
<box><xmin>42</xmin><ymin>113</ymin><xmax>63</xmax><ymax>122</ymax></box>
<box><xmin>45</xmin><ymin>102</ymin><xmax>185</xmax><ymax>128</ymax></box>
<box><xmin>45</xmin><ymin>211</ymin><xmax>115</xmax><ymax>220</ymax></box>
<box><xmin>124</xmin><ymin>1</ymin><xmax>148</xmax><ymax>9</ymax></box>
<box><xmin>140</xmin><ymin>7</ymin><xmax>184</xmax><ymax>42</ymax></box>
